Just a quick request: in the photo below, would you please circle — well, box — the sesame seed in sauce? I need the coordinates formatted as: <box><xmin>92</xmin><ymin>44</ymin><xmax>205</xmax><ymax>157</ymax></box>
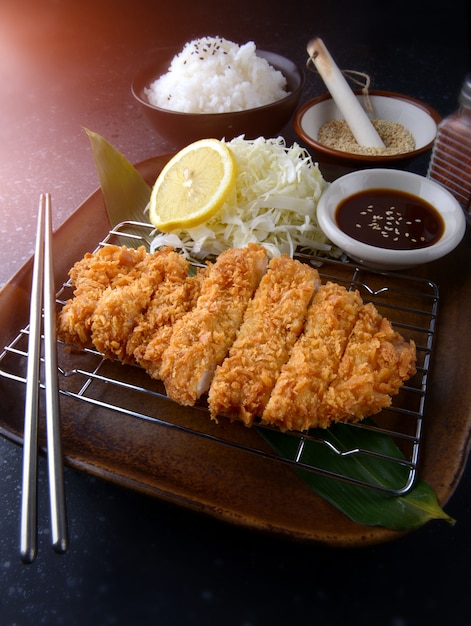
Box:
<box><xmin>335</xmin><ymin>188</ymin><xmax>444</xmax><ymax>250</ymax></box>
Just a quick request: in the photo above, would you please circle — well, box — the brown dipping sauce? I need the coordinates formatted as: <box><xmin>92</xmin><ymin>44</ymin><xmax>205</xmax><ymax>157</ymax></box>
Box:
<box><xmin>335</xmin><ymin>188</ymin><xmax>445</xmax><ymax>250</ymax></box>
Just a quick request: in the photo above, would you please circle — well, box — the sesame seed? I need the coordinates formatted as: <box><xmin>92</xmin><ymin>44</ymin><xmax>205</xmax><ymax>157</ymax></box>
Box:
<box><xmin>317</xmin><ymin>119</ymin><xmax>416</xmax><ymax>155</ymax></box>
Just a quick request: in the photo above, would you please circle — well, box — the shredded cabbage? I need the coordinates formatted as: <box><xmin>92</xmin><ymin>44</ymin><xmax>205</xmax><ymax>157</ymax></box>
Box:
<box><xmin>148</xmin><ymin>136</ymin><xmax>335</xmax><ymax>259</ymax></box>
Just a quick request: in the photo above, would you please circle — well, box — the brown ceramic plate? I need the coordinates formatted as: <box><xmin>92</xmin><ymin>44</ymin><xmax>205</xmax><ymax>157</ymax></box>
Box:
<box><xmin>1</xmin><ymin>154</ymin><xmax>471</xmax><ymax>547</ymax></box>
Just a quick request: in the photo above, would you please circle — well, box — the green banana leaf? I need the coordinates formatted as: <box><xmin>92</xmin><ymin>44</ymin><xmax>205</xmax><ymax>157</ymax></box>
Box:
<box><xmin>259</xmin><ymin>421</ymin><xmax>454</xmax><ymax>530</ymax></box>
<box><xmin>85</xmin><ymin>128</ymin><xmax>152</xmax><ymax>232</ymax></box>
<box><xmin>86</xmin><ymin>129</ymin><xmax>454</xmax><ymax>532</ymax></box>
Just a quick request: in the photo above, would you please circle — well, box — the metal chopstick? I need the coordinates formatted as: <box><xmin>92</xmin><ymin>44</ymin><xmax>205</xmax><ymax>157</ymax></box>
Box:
<box><xmin>20</xmin><ymin>194</ymin><xmax>68</xmax><ymax>564</ymax></box>
<box><xmin>43</xmin><ymin>194</ymin><xmax>68</xmax><ymax>556</ymax></box>
<box><xmin>20</xmin><ymin>196</ymin><xmax>44</xmax><ymax>563</ymax></box>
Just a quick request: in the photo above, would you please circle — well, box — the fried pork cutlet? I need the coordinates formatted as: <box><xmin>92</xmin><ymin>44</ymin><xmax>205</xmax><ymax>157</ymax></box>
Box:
<box><xmin>57</xmin><ymin>245</ymin><xmax>147</xmax><ymax>348</ymax></box>
<box><xmin>319</xmin><ymin>302</ymin><xmax>417</xmax><ymax>424</ymax></box>
<box><xmin>160</xmin><ymin>244</ymin><xmax>268</xmax><ymax>406</ymax></box>
<box><xmin>90</xmin><ymin>247</ymin><xmax>183</xmax><ymax>363</ymax></box>
<box><xmin>261</xmin><ymin>282</ymin><xmax>363</xmax><ymax>431</ymax></box>
<box><xmin>207</xmin><ymin>256</ymin><xmax>321</xmax><ymax>426</ymax></box>
<box><xmin>124</xmin><ymin>250</ymin><xmax>195</xmax><ymax>361</ymax></box>
<box><xmin>132</xmin><ymin>266</ymin><xmax>208</xmax><ymax>379</ymax></box>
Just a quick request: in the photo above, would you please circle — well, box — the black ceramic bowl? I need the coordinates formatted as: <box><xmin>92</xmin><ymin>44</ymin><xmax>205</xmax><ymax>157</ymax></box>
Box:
<box><xmin>132</xmin><ymin>50</ymin><xmax>304</xmax><ymax>147</ymax></box>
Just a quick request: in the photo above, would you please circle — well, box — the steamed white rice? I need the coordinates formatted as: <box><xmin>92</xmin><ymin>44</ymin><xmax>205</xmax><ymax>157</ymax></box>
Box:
<box><xmin>144</xmin><ymin>37</ymin><xmax>290</xmax><ymax>114</ymax></box>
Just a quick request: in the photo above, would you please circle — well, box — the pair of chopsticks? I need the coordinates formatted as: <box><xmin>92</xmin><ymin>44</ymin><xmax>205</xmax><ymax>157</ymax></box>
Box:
<box><xmin>20</xmin><ymin>194</ymin><xmax>68</xmax><ymax>564</ymax></box>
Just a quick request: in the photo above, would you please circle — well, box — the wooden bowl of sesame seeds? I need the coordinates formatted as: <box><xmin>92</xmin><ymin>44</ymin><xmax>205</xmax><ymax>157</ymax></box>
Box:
<box><xmin>294</xmin><ymin>90</ymin><xmax>441</xmax><ymax>175</ymax></box>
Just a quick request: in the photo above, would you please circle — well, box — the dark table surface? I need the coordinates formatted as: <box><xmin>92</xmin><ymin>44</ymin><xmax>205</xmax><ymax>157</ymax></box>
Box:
<box><xmin>1</xmin><ymin>1</ymin><xmax>470</xmax><ymax>624</ymax></box>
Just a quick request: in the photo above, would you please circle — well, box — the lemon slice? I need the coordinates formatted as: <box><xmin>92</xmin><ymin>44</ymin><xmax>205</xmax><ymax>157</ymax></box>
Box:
<box><xmin>148</xmin><ymin>138</ymin><xmax>237</xmax><ymax>232</ymax></box>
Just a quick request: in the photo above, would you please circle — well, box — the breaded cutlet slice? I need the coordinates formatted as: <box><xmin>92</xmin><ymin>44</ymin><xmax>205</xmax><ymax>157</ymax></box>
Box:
<box><xmin>134</xmin><ymin>266</ymin><xmax>208</xmax><ymax>379</ymax></box>
<box><xmin>261</xmin><ymin>281</ymin><xmax>363</xmax><ymax>431</ymax></box>
<box><xmin>57</xmin><ymin>245</ymin><xmax>147</xmax><ymax>348</ymax></box>
<box><xmin>319</xmin><ymin>301</ymin><xmax>417</xmax><ymax>424</ymax></box>
<box><xmin>90</xmin><ymin>247</ymin><xmax>177</xmax><ymax>362</ymax></box>
<box><xmin>125</xmin><ymin>250</ymin><xmax>195</xmax><ymax>362</ymax></box>
<box><xmin>160</xmin><ymin>244</ymin><xmax>268</xmax><ymax>406</ymax></box>
<box><xmin>207</xmin><ymin>255</ymin><xmax>320</xmax><ymax>426</ymax></box>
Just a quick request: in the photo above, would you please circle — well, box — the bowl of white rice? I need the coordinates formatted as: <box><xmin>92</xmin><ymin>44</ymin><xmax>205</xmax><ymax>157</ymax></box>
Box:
<box><xmin>293</xmin><ymin>90</ymin><xmax>441</xmax><ymax>176</ymax></box>
<box><xmin>132</xmin><ymin>37</ymin><xmax>304</xmax><ymax>146</ymax></box>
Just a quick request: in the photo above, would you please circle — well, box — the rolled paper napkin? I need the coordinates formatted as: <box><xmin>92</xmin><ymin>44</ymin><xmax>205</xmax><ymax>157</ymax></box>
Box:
<box><xmin>307</xmin><ymin>38</ymin><xmax>385</xmax><ymax>148</ymax></box>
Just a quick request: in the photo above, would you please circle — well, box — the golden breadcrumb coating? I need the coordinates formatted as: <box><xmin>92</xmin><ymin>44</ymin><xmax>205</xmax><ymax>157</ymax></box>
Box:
<box><xmin>261</xmin><ymin>282</ymin><xmax>364</xmax><ymax>431</ymax></box>
<box><xmin>134</xmin><ymin>267</ymin><xmax>208</xmax><ymax>379</ymax></box>
<box><xmin>57</xmin><ymin>245</ymin><xmax>146</xmax><ymax>347</ymax></box>
<box><xmin>57</xmin><ymin>244</ymin><xmax>417</xmax><ymax>432</ymax></box>
<box><xmin>207</xmin><ymin>255</ymin><xmax>321</xmax><ymax>426</ymax></box>
<box><xmin>319</xmin><ymin>302</ymin><xmax>417</xmax><ymax>424</ymax></box>
<box><xmin>160</xmin><ymin>244</ymin><xmax>268</xmax><ymax>406</ymax></box>
<box><xmin>90</xmin><ymin>247</ymin><xmax>182</xmax><ymax>362</ymax></box>
<box><xmin>124</xmin><ymin>250</ymin><xmax>195</xmax><ymax>360</ymax></box>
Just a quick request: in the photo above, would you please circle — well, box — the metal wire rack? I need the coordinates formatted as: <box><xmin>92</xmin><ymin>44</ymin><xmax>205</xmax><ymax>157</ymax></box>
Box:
<box><xmin>0</xmin><ymin>221</ymin><xmax>439</xmax><ymax>496</ymax></box>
